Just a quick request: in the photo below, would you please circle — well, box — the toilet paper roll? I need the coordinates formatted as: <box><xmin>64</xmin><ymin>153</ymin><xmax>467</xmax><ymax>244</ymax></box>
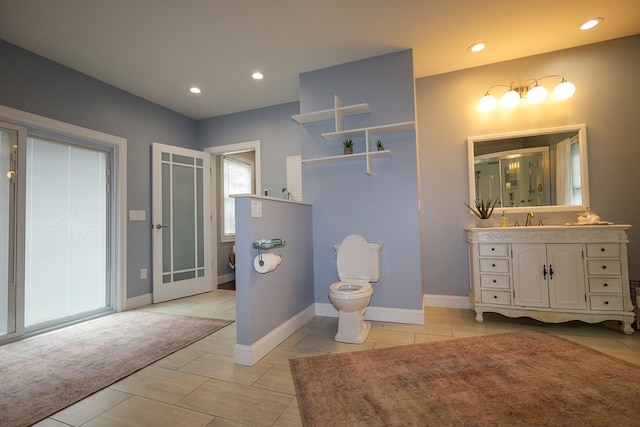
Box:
<box><xmin>254</xmin><ymin>253</ymin><xmax>282</xmax><ymax>274</ymax></box>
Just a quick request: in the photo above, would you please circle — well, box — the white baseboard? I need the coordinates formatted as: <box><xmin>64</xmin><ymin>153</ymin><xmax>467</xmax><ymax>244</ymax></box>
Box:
<box><xmin>423</xmin><ymin>294</ymin><xmax>472</xmax><ymax>309</ymax></box>
<box><xmin>234</xmin><ymin>304</ymin><xmax>316</xmax><ymax>366</ymax></box>
<box><xmin>315</xmin><ymin>303</ymin><xmax>424</xmax><ymax>325</ymax></box>
<box><xmin>218</xmin><ymin>273</ymin><xmax>235</xmax><ymax>285</ymax></box>
<box><xmin>124</xmin><ymin>293</ymin><xmax>152</xmax><ymax>311</ymax></box>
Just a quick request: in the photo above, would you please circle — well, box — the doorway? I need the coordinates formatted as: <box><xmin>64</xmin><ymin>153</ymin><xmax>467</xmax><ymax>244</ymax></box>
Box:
<box><xmin>205</xmin><ymin>141</ymin><xmax>261</xmax><ymax>288</ymax></box>
<box><xmin>0</xmin><ymin>106</ymin><xmax>126</xmax><ymax>344</ymax></box>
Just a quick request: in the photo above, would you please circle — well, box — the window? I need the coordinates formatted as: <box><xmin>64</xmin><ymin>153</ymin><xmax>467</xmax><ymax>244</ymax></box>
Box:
<box><xmin>570</xmin><ymin>139</ymin><xmax>582</xmax><ymax>205</ymax></box>
<box><xmin>222</xmin><ymin>155</ymin><xmax>253</xmax><ymax>240</ymax></box>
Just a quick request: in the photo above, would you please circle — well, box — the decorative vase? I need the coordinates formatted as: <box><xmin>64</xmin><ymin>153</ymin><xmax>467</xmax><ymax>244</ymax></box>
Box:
<box><xmin>344</xmin><ymin>147</ymin><xmax>353</xmax><ymax>155</ymax></box>
<box><xmin>377</xmin><ymin>146</ymin><xmax>384</xmax><ymax>151</ymax></box>
<box><xmin>476</xmin><ymin>218</ymin><xmax>495</xmax><ymax>228</ymax></box>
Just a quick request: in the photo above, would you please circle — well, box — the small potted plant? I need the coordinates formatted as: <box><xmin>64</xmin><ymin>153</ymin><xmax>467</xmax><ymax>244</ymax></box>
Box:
<box><xmin>376</xmin><ymin>139</ymin><xmax>384</xmax><ymax>151</ymax></box>
<box><xmin>343</xmin><ymin>139</ymin><xmax>354</xmax><ymax>155</ymax></box>
<box><xmin>464</xmin><ymin>198</ymin><xmax>498</xmax><ymax>227</ymax></box>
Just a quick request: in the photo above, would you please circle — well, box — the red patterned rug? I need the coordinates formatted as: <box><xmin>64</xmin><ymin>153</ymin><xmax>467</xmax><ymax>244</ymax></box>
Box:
<box><xmin>290</xmin><ymin>330</ymin><xmax>640</xmax><ymax>426</ymax></box>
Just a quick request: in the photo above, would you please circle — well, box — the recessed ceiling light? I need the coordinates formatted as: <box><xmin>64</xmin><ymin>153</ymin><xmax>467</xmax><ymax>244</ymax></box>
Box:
<box><xmin>252</xmin><ymin>72</ymin><xmax>264</xmax><ymax>80</ymax></box>
<box><xmin>580</xmin><ymin>17</ymin><xmax>603</xmax><ymax>31</ymax></box>
<box><xmin>468</xmin><ymin>42</ymin><xmax>487</xmax><ymax>53</ymax></box>
<box><xmin>190</xmin><ymin>87</ymin><xmax>202</xmax><ymax>94</ymax></box>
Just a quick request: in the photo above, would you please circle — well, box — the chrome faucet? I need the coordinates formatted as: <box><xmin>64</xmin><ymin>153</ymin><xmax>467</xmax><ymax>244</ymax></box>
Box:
<box><xmin>526</xmin><ymin>212</ymin><xmax>535</xmax><ymax>226</ymax></box>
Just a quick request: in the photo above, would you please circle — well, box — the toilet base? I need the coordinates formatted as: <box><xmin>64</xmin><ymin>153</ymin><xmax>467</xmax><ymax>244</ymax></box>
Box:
<box><xmin>334</xmin><ymin>310</ymin><xmax>371</xmax><ymax>344</ymax></box>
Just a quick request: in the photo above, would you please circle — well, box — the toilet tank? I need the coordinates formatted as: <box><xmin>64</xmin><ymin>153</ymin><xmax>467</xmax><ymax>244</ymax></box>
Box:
<box><xmin>334</xmin><ymin>242</ymin><xmax>382</xmax><ymax>282</ymax></box>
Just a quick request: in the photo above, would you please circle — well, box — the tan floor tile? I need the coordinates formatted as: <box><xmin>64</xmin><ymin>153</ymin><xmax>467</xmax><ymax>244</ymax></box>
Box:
<box><xmin>84</xmin><ymin>396</ymin><xmax>214</xmax><ymax>427</ymax></box>
<box><xmin>50</xmin><ymin>388</ymin><xmax>131</xmax><ymax>426</ymax></box>
<box><xmin>179</xmin><ymin>352</ymin><xmax>272</xmax><ymax>385</ymax></box>
<box><xmin>206</xmin><ymin>417</ymin><xmax>251</xmax><ymax>426</ymax></box>
<box><xmin>188</xmin><ymin>334</ymin><xmax>236</xmax><ymax>357</ymax></box>
<box><xmin>261</xmin><ymin>344</ymin><xmax>327</xmax><ymax>367</ymax></box>
<box><xmin>252</xmin><ymin>364</ymin><xmax>297</xmax><ymax>395</ymax></box>
<box><xmin>178</xmin><ymin>379</ymin><xmax>293</xmax><ymax>426</ymax></box>
<box><xmin>368</xmin><ymin>328</ymin><xmax>415</xmax><ymax>345</ymax></box>
<box><xmin>295</xmin><ymin>334</ymin><xmax>375</xmax><ymax>353</ymax></box>
<box><xmin>32</xmin><ymin>418</ymin><xmax>73</xmax><ymax>427</ymax></box>
<box><xmin>152</xmin><ymin>346</ymin><xmax>207</xmax><ymax>370</ymax></box>
<box><xmin>273</xmin><ymin>398</ymin><xmax>303</xmax><ymax>427</ymax></box>
<box><xmin>110</xmin><ymin>366</ymin><xmax>208</xmax><ymax>404</ymax></box>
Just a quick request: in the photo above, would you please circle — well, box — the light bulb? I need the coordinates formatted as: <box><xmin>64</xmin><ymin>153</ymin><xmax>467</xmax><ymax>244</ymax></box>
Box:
<box><xmin>501</xmin><ymin>90</ymin><xmax>520</xmax><ymax>108</ymax></box>
<box><xmin>478</xmin><ymin>94</ymin><xmax>497</xmax><ymax>111</ymax></box>
<box><xmin>553</xmin><ymin>80</ymin><xmax>576</xmax><ymax>100</ymax></box>
<box><xmin>527</xmin><ymin>85</ymin><xmax>547</xmax><ymax>104</ymax></box>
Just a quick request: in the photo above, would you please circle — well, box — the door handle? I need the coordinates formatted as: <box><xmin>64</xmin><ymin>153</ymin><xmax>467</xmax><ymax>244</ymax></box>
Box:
<box><xmin>549</xmin><ymin>264</ymin><xmax>553</xmax><ymax>280</ymax></box>
<box><xmin>153</xmin><ymin>224</ymin><xmax>168</xmax><ymax>229</ymax></box>
<box><xmin>543</xmin><ymin>265</ymin><xmax>547</xmax><ymax>279</ymax></box>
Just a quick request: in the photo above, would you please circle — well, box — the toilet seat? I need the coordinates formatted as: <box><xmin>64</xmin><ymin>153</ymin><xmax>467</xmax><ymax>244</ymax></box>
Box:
<box><xmin>329</xmin><ymin>281</ymin><xmax>372</xmax><ymax>299</ymax></box>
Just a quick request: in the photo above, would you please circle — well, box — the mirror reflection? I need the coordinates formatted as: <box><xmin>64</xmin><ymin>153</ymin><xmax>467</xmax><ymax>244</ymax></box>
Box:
<box><xmin>468</xmin><ymin>125</ymin><xmax>588</xmax><ymax>212</ymax></box>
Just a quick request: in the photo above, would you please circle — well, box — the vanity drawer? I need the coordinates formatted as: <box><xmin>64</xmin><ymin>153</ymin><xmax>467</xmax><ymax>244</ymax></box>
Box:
<box><xmin>586</xmin><ymin>243</ymin><xmax>620</xmax><ymax>258</ymax></box>
<box><xmin>481</xmin><ymin>290</ymin><xmax>511</xmax><ymax>305</ymax></box>
<box><xmin>589</xmin><ymin>295</ymin><xmax>624</xmax><ymax>311</ymax></box>
<box><xmin>480</xmin><ymin>274</ymin><xmax>510</xmax><ymax>289</ymax></box>
<box><xmin>479</xmin><ymin>259</ymin><xmax>509</xmax><ymax>273</ymax></box>
<box><xmin>588</xmin><ymin>278</ymin><xmax>623</xmax><ymax>293</ymax></box>
<box><xmin>587</xmin><ymin>260</ymin><xmax>621</xmax><ymax>276</ymax></box>
<box><xmin>479</xmin><ymin>244</ymin><xmax>508</xmax><ymax>257</ymax></box>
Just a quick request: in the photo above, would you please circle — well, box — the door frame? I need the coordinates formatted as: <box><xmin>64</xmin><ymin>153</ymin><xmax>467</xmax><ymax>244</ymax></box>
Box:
<box><xmin>205</xmin><ymin>140</ymin><xmax>261</xmax><ymax>284</ymax></box>
<box><xmin>0</xmin><ymin>105</ymin><xmax>127</xmax><ymax>314</ymax></box>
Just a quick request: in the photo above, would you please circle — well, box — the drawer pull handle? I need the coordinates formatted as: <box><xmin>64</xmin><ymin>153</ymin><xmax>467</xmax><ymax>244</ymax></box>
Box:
<box><xmin>601</xmin><ymin>248</ymin><xmax>606</xmax><ymax>252</ymax></box>
<box><xmin>493</xmin><ymin>279</ymin><xmax>497</xmax><ymax>283</ymax></box>
<box><xmin>602</xmin><ymin>265</ymin><xmax>607</xmax><ymax>269</ymax></box>
<box><xmin>491</xmin><ymin>248</ymin><xmax>495</xmax><ymax>251</ymax></box>
<box><xmin>492</xmin><ymin>263</ymin><xmax>496</xmax><ymax>267</ymax></box>
<box><xmin>543</xmin><ymin>265</ymin><xmax>547</xmax><ymax>279</ymax></box>
<box><xmin>493</xmin><ymin>295</ymin><xmax>498</xmax><ymax>299</ymax></box>
<box><xmin>603</xmin><ymin>283</ymin><xmax>608</xmax><ymax>287</ymax></box>
<box><xmin>604</xmin><ymin>301</ymin><xmax>609</xmax><ymax>305</ymax></box>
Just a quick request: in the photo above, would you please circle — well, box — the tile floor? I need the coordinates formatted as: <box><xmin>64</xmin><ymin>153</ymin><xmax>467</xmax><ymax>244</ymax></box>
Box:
<box><xmin>35</xmin><ymin>290</ymin><xmax>640</xmax><ymax>426</ymax></box>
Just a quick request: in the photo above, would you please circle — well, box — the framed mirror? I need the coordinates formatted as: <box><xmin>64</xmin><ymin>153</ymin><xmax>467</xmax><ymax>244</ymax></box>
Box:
<box><xmin>467</xmin><ymin>124</ymin><xmax>589</xmax><ymax>214</ymax></box>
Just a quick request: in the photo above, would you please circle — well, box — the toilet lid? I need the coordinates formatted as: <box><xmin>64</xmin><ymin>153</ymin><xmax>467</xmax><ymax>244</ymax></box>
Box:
<box><xmin>337</xmin><ymin>234</ymin><xmax>372</xmax><ymax>281</ymax></box>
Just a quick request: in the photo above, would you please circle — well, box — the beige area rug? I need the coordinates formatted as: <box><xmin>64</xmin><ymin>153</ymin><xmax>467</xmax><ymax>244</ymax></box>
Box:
<box><xmin>0</xmin><ymin>311</ymin><xmax>233</xmax><ymax>427</ymax></box>
<box><xmin>290</xmin><ymin>331</ymin><xmax>640</xmax><ymax>427</ymax></box>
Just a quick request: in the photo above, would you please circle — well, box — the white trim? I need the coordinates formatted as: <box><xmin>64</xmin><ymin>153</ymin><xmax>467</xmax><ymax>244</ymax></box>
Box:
<box><xmin>204</xmin><ymin>140</ymin><xmax>261</xmax><ymax>194</ymax></box>
<box><xmin>423</xmin><ymin>294</ymin><xmax>473</xmax><ymax>309</ymax></box>
<box><xmin>0</xmin><ymin>105</ymin><xmax>127</xmax><ymax>313</ymax></box>
<box><xmin>218</xmin><ymin>272</ymin><xmax>235</xmax><ymax>285</ymax></box>
<box><xmin>234</xmin><ymin>304</ymin><xmax>315</xmax><ymax>366</ymax></box>
<box><xmin>125</xmin><ymin>293</ymin><xmax>153</xmax><ymax>310</ymax></box>
<box><xmin>315</xmin><ymin>303</ymin><xmax>425</xmax><ymax>325</ymax></box>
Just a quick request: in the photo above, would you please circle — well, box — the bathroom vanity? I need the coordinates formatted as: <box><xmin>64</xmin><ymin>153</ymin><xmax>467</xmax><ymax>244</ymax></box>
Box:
<box><xmin>465</xmin><ymin>225</ymin><xmax>635</xmax><ymax>334</ymax></box>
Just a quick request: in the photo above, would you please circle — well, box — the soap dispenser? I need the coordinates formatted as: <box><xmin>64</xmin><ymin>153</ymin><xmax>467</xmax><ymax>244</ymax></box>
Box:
<box><xmin>500</xmin><ymin>211</ymin><xmax>510</xmax><ymax>227</ymax></box>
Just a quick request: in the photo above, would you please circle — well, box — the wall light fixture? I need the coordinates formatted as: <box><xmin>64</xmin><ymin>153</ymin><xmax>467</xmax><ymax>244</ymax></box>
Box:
<box><xmin>478</xmin><ymin>75</ymin><xmax>575</xmax><ymax>112</ymax></box>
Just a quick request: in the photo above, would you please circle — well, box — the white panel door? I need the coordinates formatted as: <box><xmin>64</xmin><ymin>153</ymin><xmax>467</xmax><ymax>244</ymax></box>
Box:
<box><xmin>152</xmin><ymin>143</ymin><xmax>212</xmax><ymax>303</ymax></box>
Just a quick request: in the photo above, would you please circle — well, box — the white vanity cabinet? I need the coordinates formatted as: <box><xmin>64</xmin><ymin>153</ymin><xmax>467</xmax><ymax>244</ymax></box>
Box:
<box><xmin>466</xmin><ymin>225</ymin><xmax>635</xmax><ymax>334</ymax></box>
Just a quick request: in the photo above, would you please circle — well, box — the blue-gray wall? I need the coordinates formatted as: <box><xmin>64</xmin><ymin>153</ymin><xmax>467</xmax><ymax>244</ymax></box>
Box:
<box><xmin>299</xmin><ymin>50</ymin><xmax>423</xmax><ymax>310</ymax></box>
<box><xmin>0</xmin><ymin>39</ymin><xmax>197</xmax><ymax>299</ymax></box>
<box><xmin>234</xmin><ymin>196</ymin><xmax>314</xmax><ymax>345</ymax></box>
<box><xmin>196</xmin><ymin>102</ymin><xmax>301</xmax><ymax>195</ymax></box>
<box><xmin>416</xmin><ymin>35</ymin><xmax>640</xmax><ymax>297</ymax></box>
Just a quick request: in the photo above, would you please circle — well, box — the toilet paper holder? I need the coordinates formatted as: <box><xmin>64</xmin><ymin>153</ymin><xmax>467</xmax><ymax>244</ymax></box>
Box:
<box><xmin>253</xmin><ymin>238</ymin><xmax>285</xmax><ymax>266</ymax></box>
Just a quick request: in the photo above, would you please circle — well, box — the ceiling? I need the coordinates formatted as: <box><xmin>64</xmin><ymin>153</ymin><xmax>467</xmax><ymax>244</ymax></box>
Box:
<box><xmin>1</xmin><ymin>0</ymin><xmax>639</xmax><ymax>120</ymax></box>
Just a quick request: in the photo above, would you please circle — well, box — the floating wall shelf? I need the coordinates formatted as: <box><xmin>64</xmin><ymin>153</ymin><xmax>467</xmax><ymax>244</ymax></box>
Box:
<box><xmin>293</xmin><ymin>95</ymin><xmax>414</xmax><ymax>175</ymax></box>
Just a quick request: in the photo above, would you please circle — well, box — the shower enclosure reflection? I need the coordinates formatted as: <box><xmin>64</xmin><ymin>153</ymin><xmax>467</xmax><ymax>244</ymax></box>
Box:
<box><xmin>468</xmin><ymin>124</ymin><xmax>589</xmax><ymax>213</ymax></box>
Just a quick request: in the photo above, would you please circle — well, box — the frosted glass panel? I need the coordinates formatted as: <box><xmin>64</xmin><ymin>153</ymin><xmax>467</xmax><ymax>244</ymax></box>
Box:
<box><xmin>172</xmin><ymin>164</ymin><xmax>196</xmax><ymax>270</ymax></box>
<box><xmin>159</xmin><ymin>151</ymin><xmax>205</xmax><ymax>284</ymax></box>
<box><xmin>24</xmin><ymin>137</ymin><xmax>109</xmax><ymax>327</ymax></box>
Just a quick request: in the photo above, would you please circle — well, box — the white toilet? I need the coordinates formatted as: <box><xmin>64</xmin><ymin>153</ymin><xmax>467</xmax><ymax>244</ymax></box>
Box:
<box><xmin>328</xmin><ymin>234</ymin><xmax>382</xmax><ymax>344</ymax></box>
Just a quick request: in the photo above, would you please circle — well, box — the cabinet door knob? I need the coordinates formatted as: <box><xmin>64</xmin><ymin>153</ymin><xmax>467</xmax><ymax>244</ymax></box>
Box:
<box><xmin>602</xmin><ymin>265</ymin><xmax>607</xmax><ymax>269</ymax></box>
<box><xmin>603</xmin><ymin>283</ymin><xmax>608</xmax><ymax>287</ymax></box>
<box><xmin>491</xmin><ymin>247</ymin><xmax>495</xmax><ymax>251</ymax></box>
<box><xmin>493</xmin><ymin>279</ymin><xmax>497</xmax><ymax>283</ymax></box>
<box><xmin>493</xmin><ymin>295</ymin><xmax>498</xmax><ymax>299</ymax></box>
<box><xmin>604</xmin><ymin>301</ymin><xmax>609</xmax><ymax>305</ymax></box>
<box><xmin>492</xmin><ymin>263</ymin><xmax>496</xmax><ymax>267</ymax></box>
<box><xmin>600</xmin><ymin>247</ymin><xmax>606</xmax><ymax>252</ymax></box>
